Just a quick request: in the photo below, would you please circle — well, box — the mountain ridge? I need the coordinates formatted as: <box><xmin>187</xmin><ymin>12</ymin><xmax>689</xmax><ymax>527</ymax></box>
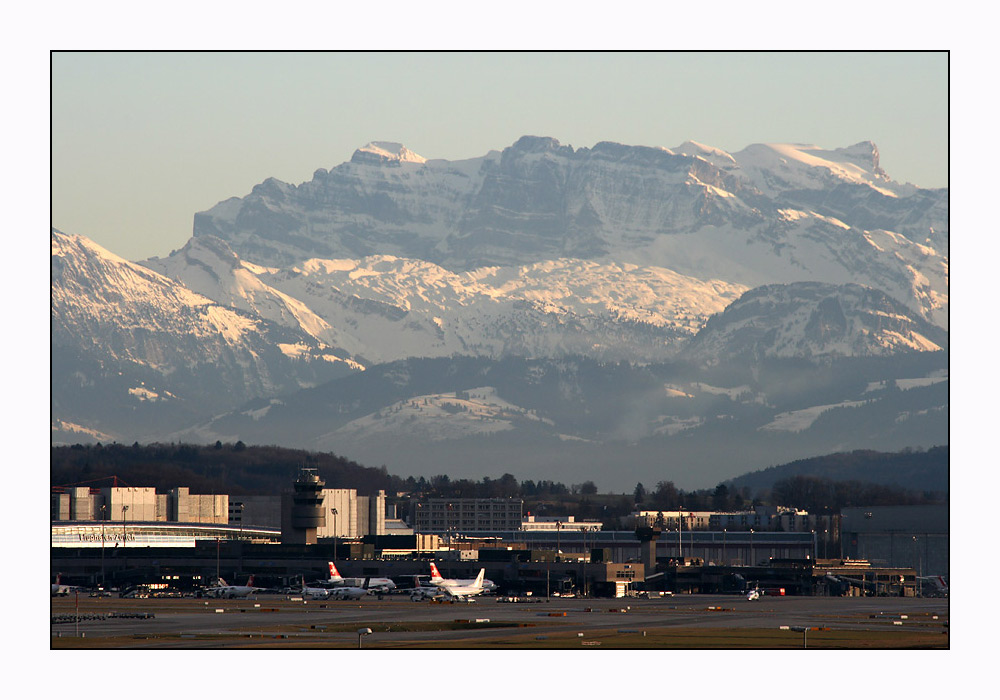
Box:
<box><xmin>52</xmin><ymin>135</ymin><xmax>948</xmax><ymax>488</ymax></box>
<box><xmin>191</xmin><ymin>136</ymin><xmax>947</xmax><ymax>328</ymax></box>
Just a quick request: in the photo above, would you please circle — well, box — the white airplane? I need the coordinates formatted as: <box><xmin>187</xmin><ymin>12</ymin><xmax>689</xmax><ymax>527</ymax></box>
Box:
<box><xmin>331</xmin><ymin>577</ymin><xmax>374</xmax><ymax>600</ymax></box>
<box><xmin>918</xmin><ymin>575</ymin><xmax>949</xmax><ymax>597</ymax></box>
<box><xmin>203</xmin><ymin>575</ymin><xmax>265</xmax><ymax>599</ymax></box>
<box><xmin>326</xmin><ymin>562</ymin><xmax>396</xmax><ymax>592</ymax></box>
<box><xmin>401</xmin><ymin>575</ymin><xmax>443</xmax><ymax>601</ymax></box>
<box><xmin>429</xmin><ymin>562</ymin><xmax>496</xmax><ymax>593</ymax></box>
<box><xmin>297</xmin><ymin>575</ymin><xmax>332</xmax><ymax>599</ymax></box>
<box><xmin>51</xmin><ymin>573</ymin><xmax>81</xmax><ymax>597</ymax></box>
<box><xmin>428</xmin><ymin>563</ymin><xmax>488</xmax><ymax>599</ymax></box>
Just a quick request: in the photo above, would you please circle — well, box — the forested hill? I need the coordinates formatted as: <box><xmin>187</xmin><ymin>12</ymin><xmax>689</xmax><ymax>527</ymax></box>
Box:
<box><xmin>727</xmin><ymin>446</ymin><xmax>948</xmax><ymax>495</ymax></box>
<box><xmin>52</xmin><ymin>443</ymin><xmax>947</xmax><ymax>517</ymax></box>
<box><xmin>50</xmin><ymin>442</ymin><xmax>396</xmax><ymax>496</ymax></box>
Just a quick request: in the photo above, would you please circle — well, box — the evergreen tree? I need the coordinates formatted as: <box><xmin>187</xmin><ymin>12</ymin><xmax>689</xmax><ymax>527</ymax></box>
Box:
<box><xmin>712</xmin><ymin>483</ymin><xmax>731</xmax><ymax>511</ymax></box>
<box><xmin>633</xmin><ymin>482</ymin><xmax>646</xmax><ymax>504</ymax></box>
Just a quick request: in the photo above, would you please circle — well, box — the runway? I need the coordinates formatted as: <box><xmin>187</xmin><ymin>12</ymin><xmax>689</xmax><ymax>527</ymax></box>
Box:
<box><xmin>51</xmin><ymin>591</ymin><xmax>948</xmax><ymax>649</ymax></box>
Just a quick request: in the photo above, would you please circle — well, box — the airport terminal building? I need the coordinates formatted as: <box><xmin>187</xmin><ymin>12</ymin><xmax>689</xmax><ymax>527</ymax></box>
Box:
<box><xmin>51</xmin><ymin>474</ymin><xmax>945</xmax><ymax>598</ymax></box>
<box><xmin>52</xmin><ymin>481</ymin><xmax>387</xmax><ymax>548</ymax></box>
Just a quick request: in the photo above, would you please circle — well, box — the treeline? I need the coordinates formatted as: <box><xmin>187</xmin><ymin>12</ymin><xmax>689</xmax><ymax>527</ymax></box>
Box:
<box><xmin>51</xmin><ymin>442</ymin><xmax>396</xmax><ymax>496</ymax></box>
<box><xmin>52</xmin><ymin>443</ymin><xmax>946</xmax><ymax>525</ymax></box>
<box><xmin>51</xmin><ymin>442</ymin><xmax>593</xmax><ymax>501</ymax></box>
<box><xmin>768</xmin><ymin>475</ymin><xmax>942</xmax><ymax>512</ymax></box>
<box><xmin>631</xmin><ymin>475</ymin><xmax>943</xmax><ymax>514</ymax></box>
<box><xmin>729</xmin><ymin>446</ymin><xmax>949</xmax><ymax>494</ymax></box>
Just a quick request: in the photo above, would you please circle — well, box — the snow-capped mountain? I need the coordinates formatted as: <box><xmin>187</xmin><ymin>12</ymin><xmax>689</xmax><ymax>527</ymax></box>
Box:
<box><xmin>193</xmin><ymin>136</ymin><xmax>948</xmax><ymax>328</ymax></box>
<box><xmin>140</xmin><ymin>235</ymin><xmax>350</xmax><ymax>351</ymax></box>
<box><xmin>678</xmin><ymin>141</ymin><xmax>947</xmax><ymax>252</ymax></box>
<box><xmin>53</xmin><ymin>135</ymin><xmax>948</xmax><ymax>486</ymax></box>
<box><xmin>682</xmin><ymin>282</ymin><xmax>948</xmax><ymax>363</ymax></box>
<box><xmin>141</xmin><ymin>235</ymin><xmax>747</xmax><ymax>364</ymax></box>
<box><xmin>171</xmin><ymin>353</ymin><xmax>948</xmax><ymax>489</ymax></box>
<box><xmin>51</xmin><ymin>229</ymin><xmax>358</xmax><ymax>442</ymax></box>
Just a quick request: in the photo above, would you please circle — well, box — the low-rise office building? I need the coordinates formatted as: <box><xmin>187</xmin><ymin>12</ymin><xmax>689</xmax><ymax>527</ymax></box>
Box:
<box><xmin>410</xmin><ymin>498</ymin><xmax>524</xmax><ymax>532</ymax></box>
<box><xmin>625</xmin><ymin>510</ymin><xmax>715</xmax><ymax>530</ymax></box>
<box><xmin>521</xmin><ymin>515</ymin><xmax>603</xmax><ymax>532</ymax></box>
<box><xmin>52</xmin><ymin>486</ymin><xmax>227</xmax><ymax>525</ymax></box>
<box><xmin>51</xmin><ymin>521</ymin><xmax>281</xmax><ymax>548</ymax></box>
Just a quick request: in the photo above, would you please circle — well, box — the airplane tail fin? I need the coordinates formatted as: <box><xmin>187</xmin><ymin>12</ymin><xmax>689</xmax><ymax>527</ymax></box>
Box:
<box><xmin>475</xmin><ymin>568</ymin><xmax>485</xmax><ymax>588</ymax></box>
<box><xmin>247</xmin><ymin>575</ymin><xmax>255</xmax><ymax>587</ymax></box>
<box><xmin>429</xmin><ymin>562</ymin><xmax>443</xmax><ymax>580</ymax></box>
<box><xmin>329</xmin><ymin>562</ymin><xmax>342</xmax><ymax>580</ymax></box>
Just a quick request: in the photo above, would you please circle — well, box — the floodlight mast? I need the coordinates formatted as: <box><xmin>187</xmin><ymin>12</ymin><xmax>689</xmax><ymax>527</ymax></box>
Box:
<box><xmin>331</xmin><ymin>508</ymin><xmax>338</xmax><ymax>561</ymax></box>
<box><xmin>100</xmin><ymin>504</ymin><xmax>106</xmax><ymax>587</ymax></box>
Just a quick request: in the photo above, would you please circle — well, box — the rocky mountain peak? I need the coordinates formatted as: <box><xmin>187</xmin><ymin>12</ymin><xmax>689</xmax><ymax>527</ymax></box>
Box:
<box><xmin>351</xmin><ymin>141</ymin><xmax>427</xmax><ymax>165</ymax></box>
<box><xmin>509</xmin><ymin>135</ymin><xmax>573</xmax><ymax>155</ymax></box>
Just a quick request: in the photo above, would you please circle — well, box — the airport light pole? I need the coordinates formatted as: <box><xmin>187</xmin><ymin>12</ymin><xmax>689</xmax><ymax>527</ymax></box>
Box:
<box><xmin>722</xmin><ymin>528</ymin><xmax>727</xmax><ymax>566</ymax></box>
<box><xmin>100</xmin><ymin>504</ymin><xmax>106</xmax><ymax>588</ymax></box>
<box><xmin>331</xmin><ymin>508</ymin><xmax>338</xmax><ymax>561</ymax></box>
<box><xmin>121</xmin><ymin>504</ymin><xmax>129</xmax><ymax>574</ymax></box>
<box><xmin>447</xmin><ymin>503</ymin><xmax>454</xmax><ymax>550</ymax></box>
<box><xmin>678</xmin><ymin>509</ymin><xmax>684</xmax><ymax>562</ymax></box>
<box><xmin>749</xmin><ymin>528</ymin><xmax>754</xmax><ymax>567</ymax></box>
<box><xmin>238</xmin><ymin>501</ymin><xmax>243</xmax><ymax>573</ymax></box>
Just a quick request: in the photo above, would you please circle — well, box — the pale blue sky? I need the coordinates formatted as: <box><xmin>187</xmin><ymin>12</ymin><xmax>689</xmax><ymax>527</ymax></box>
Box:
<box><xmin>52</xmin><ymin>51</ymin><xmax>948</xmax><ymax>261</ymax></box>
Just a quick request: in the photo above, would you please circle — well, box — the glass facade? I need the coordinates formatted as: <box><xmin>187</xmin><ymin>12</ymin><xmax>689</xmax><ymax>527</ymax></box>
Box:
<box><xmin>51</xmin><ymin>522</ymin><xmax>280</xmax><ymax>548</ymax></box>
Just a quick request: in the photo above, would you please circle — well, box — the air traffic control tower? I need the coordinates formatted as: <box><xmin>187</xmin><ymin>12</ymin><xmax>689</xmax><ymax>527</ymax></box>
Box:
<box><xmin>281</xmin><ymin>468</ymin><xmax>326</xmax><ymax>545</ymax></box>
<box><xmin>635</xmin><ymin>526</ymin><xmax>661</xmax><ymax>576</ymax></box>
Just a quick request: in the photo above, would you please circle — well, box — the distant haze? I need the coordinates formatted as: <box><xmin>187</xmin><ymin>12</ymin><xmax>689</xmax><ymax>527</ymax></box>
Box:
<box><xmin>52</xmin><ymin>51</ymin><xmax>947</xmax><ymax>262</ymax></box>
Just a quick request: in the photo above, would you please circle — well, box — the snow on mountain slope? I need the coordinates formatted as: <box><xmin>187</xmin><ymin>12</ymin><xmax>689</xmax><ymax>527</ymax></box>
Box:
<box><xmin>352</xmin><ymin>141</ymin><xmax>427</xmax><ymax>165</ymax></box>
<box><xmin>53</xmin><ymin>230</ymin><xmax>260</xmax><ymax>358</ymax></box>
<box><xmin>52</xmin><ymin>229</ymin><xmax>360</xmax><ymax>439</ymax></box>
<box><xmin>681</xmin><ymin>281</ymin><xmax>947</xmax><ymax>362</ymax></box>
<box><xmin>469</xmin><ymin>259</ymin><xmax>746</xmax><ymax>334</ymax></box>
<box><xmin>622</xmin><ymin>208</ymin><xmax>949</xmax><ymax>329</ymax></box>
<box><xmin>730</xmin><ymin>142</ymin><xmax>911</xmax><ymax>197</ymax></box>
<box><xmin>257</xmin><ymin>255</ymin><xmax>746</xmax><ymax>364</ymax></box>
<box><xmin>760</xmin><ymin>400</ymin><xmax>869</xmax><ymax>433</ymax></box>
<box><xmin>318</xmin><ymin>386</ymin><xmax>552</xmax><ymax>447</ymax></box>
<box><xmin>192</xmin><ymin>136</ymin><xmax>947</xmax><ymax>328</ymax></box>
<box><xmin>141</xmin><ymin>235</ymin><xmax>362</xmax><ymax>356</ymax></box>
